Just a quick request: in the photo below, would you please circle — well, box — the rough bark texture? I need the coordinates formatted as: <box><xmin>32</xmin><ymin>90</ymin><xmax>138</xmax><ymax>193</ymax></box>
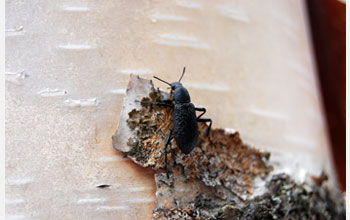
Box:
<box><xmin>113</xmin><ymin>76</ymin><xmax>345</xmax><ymax>220</ymax></box>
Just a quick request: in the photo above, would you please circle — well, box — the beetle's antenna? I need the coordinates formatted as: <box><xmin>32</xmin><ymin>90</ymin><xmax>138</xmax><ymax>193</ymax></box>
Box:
<box><xmin>178</xmin><ymin>67</ymin><xmax>186</xmax><ymax>82</ymax></box>
<box><xmin>153</xmin><ymin>76</ymin><xmax>172</xmax><ymax>86</ymax></box>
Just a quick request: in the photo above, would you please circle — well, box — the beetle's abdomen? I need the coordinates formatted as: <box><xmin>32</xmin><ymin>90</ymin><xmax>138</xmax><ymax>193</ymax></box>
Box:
<box><xmin>173</xmin><ymin>103</ymin><xmax>199</xmax><ymax>154</ymax></box>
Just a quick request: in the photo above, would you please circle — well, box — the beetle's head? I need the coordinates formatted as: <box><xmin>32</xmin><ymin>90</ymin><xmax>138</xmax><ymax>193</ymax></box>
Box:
<box><xmin>153</xmin><ymin>67</ymin><xmax>190</xmax><ymax>103</ymax></box>
<box><xmin>170</xmin><ymin>82</ymin><xmax>182</xmax><ymax>90</ymax></box>
<box><xmin>171</xmin><ymin>82</ymin><xmax>190</xmax><ymax>103</ymax></box>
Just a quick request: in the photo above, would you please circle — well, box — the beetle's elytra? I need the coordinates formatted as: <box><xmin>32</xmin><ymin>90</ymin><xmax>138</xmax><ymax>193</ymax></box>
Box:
<box><xmin>173</xmin><ymin>102</ymin><xmax>199</xmax><ymax>154</ymax></box>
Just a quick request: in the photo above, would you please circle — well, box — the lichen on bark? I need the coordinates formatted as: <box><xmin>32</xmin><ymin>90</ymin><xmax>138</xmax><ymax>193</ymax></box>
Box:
<box><xmin>113</xmin><ymin>76</ymin><xmax>345</xmax><ymax>220</ymax></box>
<box><xmin>125</xmin><ymin>90</ymin><xmax>272</xmax><ymax>197</ymax></box>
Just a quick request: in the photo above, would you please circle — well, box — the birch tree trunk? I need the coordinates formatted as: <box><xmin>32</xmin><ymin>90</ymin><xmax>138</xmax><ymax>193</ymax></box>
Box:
<box><xmin>6</xmin><ymin>0</ymin><xmax>339</xmax><ymax>219</ymax></box>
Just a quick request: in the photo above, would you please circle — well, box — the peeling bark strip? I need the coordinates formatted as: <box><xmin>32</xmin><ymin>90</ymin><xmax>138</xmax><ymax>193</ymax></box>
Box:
<box><xmin>113</xmin><ymin>75</ymin><xmax>345</xmax><ymax>220</ymax></box>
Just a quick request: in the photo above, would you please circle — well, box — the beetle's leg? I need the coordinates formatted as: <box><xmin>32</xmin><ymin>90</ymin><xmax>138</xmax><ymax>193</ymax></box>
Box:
<box><xmin>195</xmin><ymin>107</ymin><xmax>206</xmax><ymax>119</ymax></box>
<box><xmin>159</xmin><ymin>99</ymin><xmax>174</xmax><ymax>106</ymax></box>
<box><xmin>197</xmin><ymin>118</ymin><xmax>212</xmax><ymax>136</ymax></box>
<box><xmin>164</xmin><ymin>129</ymin><xmax>173</xmax><ymax>178</ymax></box>
<box><xmin>136</xmin><ymin>100</ymin><xmax>174</xmax><ymax>108</ymax></box>
<box><xmin>195</xmin><ymin>107</ymin><xmax>212</xmax><ymax>136</ymax></box>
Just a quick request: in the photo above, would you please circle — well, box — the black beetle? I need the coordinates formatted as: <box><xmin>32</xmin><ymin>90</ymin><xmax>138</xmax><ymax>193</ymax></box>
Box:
<box><xmin>139</xmin><ymin>67</ymin><xmax>212</xmax><ymax>176</ymax></box>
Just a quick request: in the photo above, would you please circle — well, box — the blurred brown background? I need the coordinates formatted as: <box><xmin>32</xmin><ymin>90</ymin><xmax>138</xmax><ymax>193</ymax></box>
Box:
<box><xmin>307</xmin><ymin>0</ymin><xmax>346</xmax><ymax>191</ymax></box>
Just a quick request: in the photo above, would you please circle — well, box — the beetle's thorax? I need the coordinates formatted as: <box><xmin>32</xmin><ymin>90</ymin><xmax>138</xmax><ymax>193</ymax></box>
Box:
<box><xmin>171</xmin><ymin>82</ymin><xmax>191</xmax><ymax>103</ymax></box>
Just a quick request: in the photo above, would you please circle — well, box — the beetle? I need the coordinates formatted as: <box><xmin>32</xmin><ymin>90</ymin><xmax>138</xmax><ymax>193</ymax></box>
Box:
<box><xmin>139</xmin><ymin>67</ymin><xmax>212</xmax><ymax>177</ymax></box>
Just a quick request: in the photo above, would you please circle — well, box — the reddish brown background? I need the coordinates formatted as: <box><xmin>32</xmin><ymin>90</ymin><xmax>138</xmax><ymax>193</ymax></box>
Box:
<box><xmin>306</xmin><ymin>0</ymin><xmax>346</xmax><ymax>191</ymax></box>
